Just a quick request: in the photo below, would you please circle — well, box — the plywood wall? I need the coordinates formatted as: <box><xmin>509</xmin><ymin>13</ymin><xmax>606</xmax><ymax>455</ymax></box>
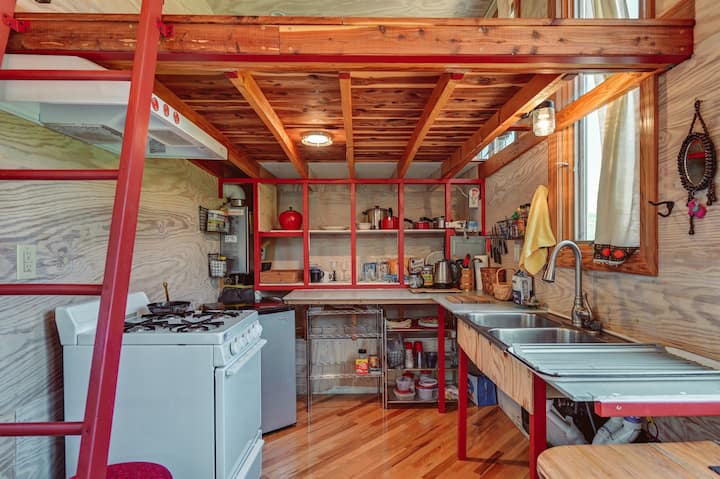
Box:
<box><xmin>0</xmin><ymin>111</ymin><xmax>221</xmax><ymax>478</ymax></box>
<box><xmin>486</xmin><ymin>0</ymin><xmax>720</xmax><ymax>441</ymax></box>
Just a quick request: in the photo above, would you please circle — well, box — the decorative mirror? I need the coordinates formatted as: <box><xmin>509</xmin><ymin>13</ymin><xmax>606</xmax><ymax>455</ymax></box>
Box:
<box><xmin>678</xmin><ymin>100</ymin><xmax>716</xmax><ymax>234</ymax></box>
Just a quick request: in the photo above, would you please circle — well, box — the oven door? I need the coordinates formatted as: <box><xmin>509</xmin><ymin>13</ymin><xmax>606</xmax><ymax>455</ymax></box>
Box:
<box><xmin>215</xmin><ymin>338</ymin><xmax>266</xmax><ymax>479</ymax></box>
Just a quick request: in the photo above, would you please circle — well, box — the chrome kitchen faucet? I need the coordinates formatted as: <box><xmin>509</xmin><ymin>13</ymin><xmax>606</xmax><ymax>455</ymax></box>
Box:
<box><xmin>542</xmin><ymin>240</ymin><xmax>601</xmax><ymax>332</ymax></box>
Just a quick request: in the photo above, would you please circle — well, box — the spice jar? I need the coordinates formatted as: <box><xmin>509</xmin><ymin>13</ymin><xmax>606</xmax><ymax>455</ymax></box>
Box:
<box><xmin>355</xmin><ymin>348</ymin><xmax>369</xmax><ymax>375</ymax></box>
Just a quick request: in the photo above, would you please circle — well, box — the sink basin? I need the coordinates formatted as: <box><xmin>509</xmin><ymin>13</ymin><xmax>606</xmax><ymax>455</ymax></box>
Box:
<box><xmin>462</xmin><ymin>313</ymin><xmax>556</xmax><ymax>330</ymax></box>
<box><xmin>488</xmin><ymin>327</ymin><xmax>602</xmax><ymax>348</ymax></box>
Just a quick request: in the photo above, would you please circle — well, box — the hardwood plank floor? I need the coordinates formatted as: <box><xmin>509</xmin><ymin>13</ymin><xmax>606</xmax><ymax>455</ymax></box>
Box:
<box><xmin>262</xmin><ymin>395</ymin><xmax>530</xmax><ymax>478</ymax></box>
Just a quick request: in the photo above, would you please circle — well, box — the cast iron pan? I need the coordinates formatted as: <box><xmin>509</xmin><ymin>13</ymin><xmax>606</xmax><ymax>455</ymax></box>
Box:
<box><xmin>147</xmin><ymin>282</ymin><xmax>191</xmax><ymax>314</ymax></box>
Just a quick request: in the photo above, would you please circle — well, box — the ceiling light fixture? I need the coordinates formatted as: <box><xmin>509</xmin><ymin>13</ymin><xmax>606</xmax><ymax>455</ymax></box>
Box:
<box><xmin>301</xmin><ymin>131</ymin><xmax>333</xmax><ymax>147</ymax></box>
<box><xmin>531</xmin><ymin>100</ymin><xmax>556</xmax><ymax>137</ymax></box>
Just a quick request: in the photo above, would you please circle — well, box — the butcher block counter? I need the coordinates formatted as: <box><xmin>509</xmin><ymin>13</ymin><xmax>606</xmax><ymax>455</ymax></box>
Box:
<box><xmin>283</xmin><ymin>288</ymin><xmax>447</xmax><ymax>305</ymax></box>
<box><xmin>538</xmin><ymin>441</ymin><xmax>720</xmax><ymax>479</ymax></box>
<box><xmin>282</xmin><ymin>288</ymin><xmax>538</xmax><ymax>313</ymax></box>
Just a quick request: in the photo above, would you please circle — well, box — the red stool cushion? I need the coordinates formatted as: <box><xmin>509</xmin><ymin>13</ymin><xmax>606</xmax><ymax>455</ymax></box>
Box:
<box><xmin>70</xmin><ymin>462</ymin><xmax>172</xmax><ymax>479</ymax></box>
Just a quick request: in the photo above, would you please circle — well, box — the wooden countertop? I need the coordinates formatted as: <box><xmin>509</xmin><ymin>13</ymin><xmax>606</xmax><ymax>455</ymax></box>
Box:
<box><xmin>281</xmin><ymin>289</ymin><xmax>540</xmax><ymax>316</ymax></box>
<box><xmin>538</xmin><ymin>441</ymin><xmax>720</xmax><ymax>479</ymax></box>
<box><xmin>282</xmin><ymin>288</ymin><xmax>447</xmax><ymax>305</ymax></box>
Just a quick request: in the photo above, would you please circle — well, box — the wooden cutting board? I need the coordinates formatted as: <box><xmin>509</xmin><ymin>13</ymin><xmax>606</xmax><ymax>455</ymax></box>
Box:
<box><xmin>409</xmin><ymin>287</ymin><xmax>462</xmax><ymax>293</ymax></box>
<box><xmin>444</xmin><ymin>295</ymin><xmax>495</xmax><ymax>304</ymax></box>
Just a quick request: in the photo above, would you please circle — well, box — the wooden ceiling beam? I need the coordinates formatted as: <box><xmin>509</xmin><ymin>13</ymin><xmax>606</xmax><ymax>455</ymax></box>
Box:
<box><xmin>7</xmin><ymin>15</ymin><xmax>694</xmax><ymax>72</ymax></box>
<box><xmin>476</xmin><ymin>70</ymin><xmax>655</xmax><ymax>178</ymax></box>
<box><xmin>227</xmin><ymin>71</ymin><xmax>308</xmax><ymax>178</ymax></box>
<box><xmin>442</xmin><ymin>74</ymin><xmax>565</xmax><ymax>178</ymax></box>
<box><xmin>339</xmin><ymin>72</ymin><xmax>355</xmax><ymax>178</ymax></box>
<box><xmin>153</xmin><ymin>79</ymin><xmax>266</xmax><ymax>178</ymax></box>
<box><xmin>396</xmin><ymin>72</ymin><xmax>463</xmax><ymax>178</ymax></box>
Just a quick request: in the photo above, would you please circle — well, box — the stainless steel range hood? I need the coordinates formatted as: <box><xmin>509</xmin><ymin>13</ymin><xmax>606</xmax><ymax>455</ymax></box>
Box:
<box><xmin>0</xmin><ymin>54</ymin><xmax>228</xmax><ymax>160</ymax></box>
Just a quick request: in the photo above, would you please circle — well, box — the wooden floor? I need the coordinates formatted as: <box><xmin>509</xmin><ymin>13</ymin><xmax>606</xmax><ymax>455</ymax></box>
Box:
<box><xmin>262</xmin><ymin>395</ymin><xmax>530</xmax><ymax>478</ymax></box>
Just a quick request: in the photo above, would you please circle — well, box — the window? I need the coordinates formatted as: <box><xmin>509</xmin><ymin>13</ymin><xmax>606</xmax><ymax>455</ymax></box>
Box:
<box><xmin>574</xmin><ymin>75</ymin><xmax>640</xmax><ymax>243</ymax></box>
<box><xmin>575</xmin><ymin>0</ymin><xmax>639</xmax><ymax>19</ymax></box>
<box><xmin>474</xmin><ymin>131</ymin><xmax>517</xmax><ymax>162</ymax></box>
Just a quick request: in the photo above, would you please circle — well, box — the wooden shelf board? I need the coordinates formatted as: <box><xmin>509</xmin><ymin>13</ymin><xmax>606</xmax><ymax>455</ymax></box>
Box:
<box><xmin>403</xmin><ymin>229</ymin><xmax>447</xmax><ymax>234</ymax></box>
<box><xmin>259</xmin><ymin>230</ymin><xmax>303</xmax><ymax>237</ymax></box>
<box><xmin>309</xmin><ymin>229</ymin><xmax>351</xmax><ymax>234</ymax></box>
<box><xmin>310</xmin><ymin>373</ymin><xmax>383</xmax><ymax>380</ymax></box>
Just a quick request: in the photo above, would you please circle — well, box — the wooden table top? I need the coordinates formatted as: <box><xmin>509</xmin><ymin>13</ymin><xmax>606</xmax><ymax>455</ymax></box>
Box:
<box><xmin>538</xmin><ymin>441</ymin><xmax>720</xmax><ymax>479</ymax></box>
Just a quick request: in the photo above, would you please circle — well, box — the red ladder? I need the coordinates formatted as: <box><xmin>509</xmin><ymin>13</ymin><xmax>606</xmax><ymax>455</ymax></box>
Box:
<box><xmin>0</xmin><ymin>1</ymin><xmax>165</xmax><ymax>478</ymax></box>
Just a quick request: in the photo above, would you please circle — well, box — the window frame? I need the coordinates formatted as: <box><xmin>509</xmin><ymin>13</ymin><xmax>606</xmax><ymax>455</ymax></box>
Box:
<box><xmin>548</xmin><ymin>76</ymin><xmax>658</xmax><ymax>276</ymax></box>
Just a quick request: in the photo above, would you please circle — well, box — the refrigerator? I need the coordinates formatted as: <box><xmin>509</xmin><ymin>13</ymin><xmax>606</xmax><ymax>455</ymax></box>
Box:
<box><xmin>221</xmin><ymin>206</ymin><xmax>252</xmax><ymax>275</ymax></box>
<box><xmin>258</xmin><ymin>305</ymin><xmax>297</xmax><ymax>433</ymax></box>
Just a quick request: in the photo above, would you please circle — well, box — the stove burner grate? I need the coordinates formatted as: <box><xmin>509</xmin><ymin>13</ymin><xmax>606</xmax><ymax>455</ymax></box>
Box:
<box><xmin>172</xmin><ymin>318</ymin><xmax>225</xmax><ymax>333</ymax></box>
<box><xmin>124</xmin><ymin>318</ymin><xmax>171</xmax><ymax>333</ymax></box>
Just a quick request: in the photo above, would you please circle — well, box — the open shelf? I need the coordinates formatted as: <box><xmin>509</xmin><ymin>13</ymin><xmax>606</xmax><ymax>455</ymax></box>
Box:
<box><xmin>259</xmin><ymin>230</ymin><xmax>303</xmax><ymax>237</ymax></box>
<box><xmin>356</xmin><ymin>229</ymin><xmax>398</xmax><ymax>234</ymax></box>
<box><xmin>249</xmin><ymin>178</ymin><xmax>484</xmax><ymax>291</ymax></box>
<box><xmin>309</xmin><ymin>229</ymin><xmax>351</xmax><ymax>234</ymax></box>
<box><xmin>387</xmin><ymin>328</ymin><xmax>455</xmax><ymax>333</ymax></box>
<box><xmin>310</xmin><ymin>372</ymin><xmax>383</xmax><ymax>380</ymax></box>
<box><xmin>308</xmin><ymin>333</ymin><xmax>380</xmax><ymax>340</ymax></box>
<box><xmin>403</xmin><ymin>229</ymin><xmax>447</xmax><ymax>234</ymax></box>
<box><xmin>386</xmin><ymin>367</ymin><xmax>458</xmax><ymax>372</ymax></box>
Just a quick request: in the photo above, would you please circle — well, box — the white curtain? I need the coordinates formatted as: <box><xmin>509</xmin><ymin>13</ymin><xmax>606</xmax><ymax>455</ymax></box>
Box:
<box><xmin>496</xmin><ymin>0</ymin><xmax>516</xmax><ymax>18</ymax></box>
<box><xmin>587</xmin><ymin>0</ymin><xmax>641</xmax><ymax>265</ymax></box>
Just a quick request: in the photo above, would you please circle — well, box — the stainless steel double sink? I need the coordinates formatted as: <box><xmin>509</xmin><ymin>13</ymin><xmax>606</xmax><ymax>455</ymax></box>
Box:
<box><xmin>460</xmin><ymin>312</ymin><xmax>602</xmax><ymax>349</ymax></box>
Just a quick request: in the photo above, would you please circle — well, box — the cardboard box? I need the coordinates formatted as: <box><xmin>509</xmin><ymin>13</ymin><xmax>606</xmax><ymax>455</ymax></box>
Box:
<box><xmin>467</xmin><ymin>373</ymin><xmax>497</xmax><ymax>406</ymax></box>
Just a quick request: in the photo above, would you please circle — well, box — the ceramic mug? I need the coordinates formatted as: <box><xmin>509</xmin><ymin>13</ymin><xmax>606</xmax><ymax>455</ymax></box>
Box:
<box><xmin>310</xmin><ymin>268</ymin><xmax>324</xmax><ymax>283</ymax></box>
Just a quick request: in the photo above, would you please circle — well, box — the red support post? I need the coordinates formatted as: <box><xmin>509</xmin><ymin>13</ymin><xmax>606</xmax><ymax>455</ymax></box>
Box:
<box><xmin>74</xmin><ymin>1</ymin><xmax>163</xmax><ymax>477</ymax></box>
<box><xmin>444</xmin><ymin>182</ymin><xmax>452</xmax><ymax>258</ymax></box>
<box><xmin>529</xmin><ymin>374</ymin><xmax>547</xmax><ymax>479</ymax></box>
<box><xmin>594</xmin><ymin>400</ymin><xmax>720</xmax><ymax>418</ymax></box>
<box><xmin>0</xmin><ymin>284</ymin><xmax>103</xmax><ymax>296</ymax></box>
<box><xmin>0</xmin><ymin>70</ymin><xmax>132</xmax><ymax>81</ymax></box>
<box><xmin>457</xmin><ymin>345</ymin><xmax>468</xmax><ymax>460</ymax></box>
<box><xmin>0</xmin><ymin>170</ymin><xmax>119</xmax><ymax>181</ymax></box>
<box><xmin>302</xmin><ymin>183</ymin><xmax>309</xmax><ymax>285</ymax></box>
<box><xmin>0</xmin><ymin>421</ymin><xmax>83</xmax><ymax>437</ymax></box>
<box><xmin>253</xmin><ymin>182</ymin><xmax>261</xmax><ymax>289</ymax></box>
<box><xmin>437</xmin><ymin>306</ymin><xmax>446</xmax><ymax>413</ymax></box>
<box><xmin>350</xmin><ymin>183</ymin><xmax>357</xmax><ymax>285</ymax></box>
<box><xmin>397</xmin><ymin>183</ymin><xmax>404</xmax><ymax>287</ymax></box>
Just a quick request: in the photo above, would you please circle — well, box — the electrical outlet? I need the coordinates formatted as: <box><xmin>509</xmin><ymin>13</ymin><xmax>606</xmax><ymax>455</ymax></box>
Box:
<box><xmin>16</xmin><ymin>244</ymin><xmax>37</xmax><ymax>280</ymax></box>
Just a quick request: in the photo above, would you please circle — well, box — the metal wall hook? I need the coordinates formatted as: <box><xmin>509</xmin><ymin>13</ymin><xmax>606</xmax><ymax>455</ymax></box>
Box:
<box><xmin>648</xmin><ymin>200</ymin><xmax>675</xmax><ymax>217</ymax></box>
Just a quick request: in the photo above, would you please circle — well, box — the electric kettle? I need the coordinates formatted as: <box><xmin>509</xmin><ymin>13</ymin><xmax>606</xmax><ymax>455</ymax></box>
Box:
<box><xmin>433</xmin><ymin>259</ymin><xmax>459</xmax><ymax>288</ymax></box>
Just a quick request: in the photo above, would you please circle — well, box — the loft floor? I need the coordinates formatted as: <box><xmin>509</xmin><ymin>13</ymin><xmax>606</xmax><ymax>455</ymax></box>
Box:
<box><xmin>262</xmin><ymin>395</ymin><xmax>529</xmax><ymax>478</ymax></box>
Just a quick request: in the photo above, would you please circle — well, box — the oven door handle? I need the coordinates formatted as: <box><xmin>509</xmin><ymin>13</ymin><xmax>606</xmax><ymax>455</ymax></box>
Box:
<box><xmin>225</xmin><ymin>339</ymin><xmax>267</xmax><ymax>377</ymax></box>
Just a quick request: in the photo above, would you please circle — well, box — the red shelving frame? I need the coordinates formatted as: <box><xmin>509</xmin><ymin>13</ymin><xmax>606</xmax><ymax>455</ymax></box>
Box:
<box><xmin>221</xmin><ymin>177</ymin><xmax>485</xmax><ymax>291</ymax></box>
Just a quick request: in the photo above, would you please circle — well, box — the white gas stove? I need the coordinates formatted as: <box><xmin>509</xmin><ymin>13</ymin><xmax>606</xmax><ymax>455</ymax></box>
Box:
<box><xmin>56</xmin><ymin>293</ymin><xmax>265</xmax><ymax>479</ymax></box>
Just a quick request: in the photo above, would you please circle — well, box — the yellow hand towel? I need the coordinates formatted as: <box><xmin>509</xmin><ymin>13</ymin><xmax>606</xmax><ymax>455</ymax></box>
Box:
<box><xmin>519</xmin><ymin>185</ymin><xmax>556</xmax><ymax>275</ymax></box>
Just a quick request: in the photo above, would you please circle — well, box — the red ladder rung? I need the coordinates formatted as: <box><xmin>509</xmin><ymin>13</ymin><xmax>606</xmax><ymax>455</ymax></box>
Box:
<box><xmin>0</xmin><ymin>284</ymin><xmax>103</xmax><ymax>295</ymax></box>
<box><xmin>0</xmin><ymin>421</ymin><xmax>83</xmax><ymax>437</ymax></box>
<box><xmin>0</xmin><ymin>69</ymin><xmax>133</xmax><ymax>81</ymax></box>
<box><xmin>0</xmin><ymin>169</ymin><xmax>120</xmax><ymax>181</ymax></box>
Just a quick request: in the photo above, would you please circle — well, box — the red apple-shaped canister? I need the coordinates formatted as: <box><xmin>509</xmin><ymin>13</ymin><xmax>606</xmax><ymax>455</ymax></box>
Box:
<box><xmin>279</xmin><ymin>206</ymin><xmax>303</xmax><ymax>230</ymax></box>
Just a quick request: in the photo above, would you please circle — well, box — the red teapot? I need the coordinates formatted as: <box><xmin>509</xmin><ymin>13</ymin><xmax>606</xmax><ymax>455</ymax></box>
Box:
<box><xmin>279</xmin><ymin>206</ymin><xmax>302</xmax><ymax>230</ymax></box>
